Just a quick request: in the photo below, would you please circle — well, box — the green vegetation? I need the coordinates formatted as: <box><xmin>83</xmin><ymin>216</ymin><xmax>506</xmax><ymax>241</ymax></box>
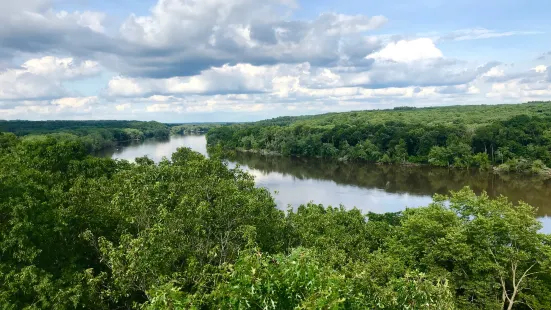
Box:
<box><xmin>1</xmin><ymin>132</ymin><xmax>551</xmax><ymax>309</ymax></box>
<box><xmin>207</xmin><ymin>102</ymin><xmax>551</xmax><ymax>175</ymax></box>
<box><xmin>0</xmin><ymin>120</ymin><xmax>170</xmax><ymax>152</ymax></box>
<box><xmin>169</xmin><ymin>123</ymin><xmax>233</xmax><ymax>135</ymax></box>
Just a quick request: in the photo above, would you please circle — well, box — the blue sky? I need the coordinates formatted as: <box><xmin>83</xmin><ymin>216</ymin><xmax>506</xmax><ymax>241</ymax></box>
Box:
<box><xmin>1</xmin><ymin>0</ymin><xmax>550</xmax><ymax>122</ymax></box>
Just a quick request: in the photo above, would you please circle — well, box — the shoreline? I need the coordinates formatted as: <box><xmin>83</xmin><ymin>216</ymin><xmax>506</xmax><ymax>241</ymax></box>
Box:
<box><xmin>226</xmin><ymin>147</ymin><xmax>551</xmax><ymax>179</ymax></box>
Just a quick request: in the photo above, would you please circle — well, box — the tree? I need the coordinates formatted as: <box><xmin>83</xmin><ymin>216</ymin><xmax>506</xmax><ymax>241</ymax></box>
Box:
<box><xmin>2</xmin><ymin>128</ymin><xmax>551</xmax><ymax>309</ymax></box>
<box><xmin>320</xmin><ymin>143</ymin><xmax>338</xmax><ymax>158</ymax></box>
<box><xmin>395</xmin><ymin>188</ymin><xmax>551</xmax><ymax>309</ymax></box>
<box><xmin>394</xmin><ymin>139</ymin><xmax>408</xmax><ymax>163</ymax></box>
<box><xmin>379</xmin><ymin>153</ymin><xmax>393</xmax><ymax>164</ymax></box>
<box><xmin>428</xmin><ymin>146</ymin><xmax>452</xmax><ymax>167</ymax></box>
<box><xmin>471</xmin><ymin>152</ymin><xmax>491</xmax><ymax>170</ymax></box>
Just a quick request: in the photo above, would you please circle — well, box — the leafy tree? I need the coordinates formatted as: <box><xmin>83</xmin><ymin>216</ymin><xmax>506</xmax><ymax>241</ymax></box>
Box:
<box><xmin>428</xmin><ymin>146</ymin><xmax>452</xmax><ymax>167</ymax></box>
<box><xmin>1</xmin><ymin>132</ymin><xmax>550</xmax><ymax>309</ymax></box>
<box><xmin>394</xmin><ymin>139</ymin><xmax>408</xmax><ymax>163</ymax></box>
<box><xmin>379</xmin><ymin>153</ymin><xmax>393</xmax><ymax>164</ymax></box>
<box><xmin>394</xmin><ymin>188</ymin><xmax>551</xmax><ymax>309</ymax></box>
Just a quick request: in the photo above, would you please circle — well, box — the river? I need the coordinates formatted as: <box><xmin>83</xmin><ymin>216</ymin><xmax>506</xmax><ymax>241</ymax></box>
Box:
<box><xmin>97</xmin><ymin>134</ymin><xmax>551</xmax><ymax>232</ymax></box>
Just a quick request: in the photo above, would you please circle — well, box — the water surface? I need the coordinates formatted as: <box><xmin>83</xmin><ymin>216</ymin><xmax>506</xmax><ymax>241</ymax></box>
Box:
<box><xmin>98</xmin><ymin>135</ymin><xmax>551</xmax><ymax>232</ymax></box>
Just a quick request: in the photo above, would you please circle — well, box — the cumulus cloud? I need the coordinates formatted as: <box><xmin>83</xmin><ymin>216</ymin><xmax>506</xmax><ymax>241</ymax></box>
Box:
<box><xmin>104</xmin><ymin>55</ymin><xmax>499</xmax><ymax>101</ymax></box>
<box><xmin>52</xmin><ymin>96</ymin><xmax>99</xmax><ymax>108</ymax></box>
<box><xmin>534</xmin><ymin>65</ymin><xmax>548</xmax><ymax>73</ymax></box>
<box><xmin>0</xmin><ymin>1</ymin><xmax>111</xmax><ymax>63</ymax></box>
<box><xmin>483</xmin><ymin>66</ymin><xmax>506</xmax><ymax>78</ymax></box>
<box><xmin>366</xmin><ymin>38</ymin><xmax>443</xmax><ymax>63</ymax></box>
<box><xmin>0</xmin><ymin>96</ymin><xmax>101</xmax><ymax>120</ymax></box>
<box><xmin>104</xmin><ymin>0</ymin><xmax>387</xmax><ymax>77</ymax></box>
<box><xmin>344</xmin><ymin>60</ymin><xmax>500</xmax><ymax>89</ymax></box>
<box><xmin>487</xmin><ymin>80</ymin><xmax>551</xmax><ymax>99</ymax></box>
<box><xmin>478</xmin><ymin>63</ymin><xmax>551</xmax><ymax>100</ymax></box>
<box><xmin>0</xmin><ymin>56</ymin><xmax>100</xmax><ymax>100</ymax></box>
<box><xmin>55</xmin><ymin>11</ymin><xmax>107</xmax><ymax>34</ymax></box>
<box><xmin>106</xmin><ymin>63</ymin><xmax>272</xmax><ymax>97</ymax></box>
<box><xmin>482</xmin><ymin>65</ymin><xmax>547</xmax><ymax>84</ymax></box>
<box><xmin>22</xmin><ymin>56</ymin><xmax>101</xmax><ymax>79</ymax></box>
<box><xmin>3</xmin><ymin>0</ymin><xmax>50</xmax><ymax>14</ymax></box>
<box><xmin>116</xmin><ymin>103</ymin><xmax>131</xmax><ymax>111</ymax></box>
<box><xmin>146</xmin><ymin>103</ymin><xmax>171</xmax><ymax>112</ymax></box>
<box><xmin>0</xmin><ymin>69</ymin><xmax>65</xmax><ymax>100</ymax></box>
<box><xmin>2</xmin><ymin>0</ymin><xmax>550</xmax><ymax>121</ymax></box>
<box><xmin>107</xmin><ymin>62</ymin><xmax>347</xmax><ymax>97</ymax></box>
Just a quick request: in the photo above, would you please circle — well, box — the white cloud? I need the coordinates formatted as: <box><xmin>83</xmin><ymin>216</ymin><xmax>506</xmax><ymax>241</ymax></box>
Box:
<box><xmin>146</xmin><ymin>103</ymin><xmax>171</xmax><ymax>112</ymax></box>
<box><xmin>483</xmin><ymin>66</ymin><xmax>505</xmax><ymax>77</ymax></box>
<box><xmin>485</xmin><ymin>66</ymin><xmax>551</xmax><ymax>100</ymax></box>
<box><xmin>440</xmin><ymin>28</ymin><xmax>543</xmax><ymax>41</ymax></box>
<box><xmin>366</xmin><ymin>38</ymin><xmax>443</xmax><ymax>63</ymax></box>
<box><xmin>0</xmin><ymin>2</ymin><xmax>111</xmax><ymax>64</ymax></box>
<box><xmin>1</xmin><ymin>0</ymin><xmax>549</xmax><ymax>122</ymax></box>
<box><xmin>107</xmin><ymin>76</ymin><xmax>145</xmax><ymax>97</ymax></box>
<box><xmin>112</xmin><ymin>0</ymin><xmax>386</xmax><ymax>77</ymax></box>
<box><xmin>149</xmin><ymin>95</ymin><xmax>174</xmax><ymax>102</ymax></box>
<box><xmin>52</xmin><ymin>96</ymin><xmax>98</xmax><ymax>108</ymax></box>
<box><xmin>56</xmin><ymin>11</ymin><xmax>107</xmax><ymax>33</ymax></box>
<box><xmin>2</xmin><ymin>0</ymin><xmax>50</xmax><ymax>15</ymax></box>
<box><xmin>487</xmin><ymin>80</ymin><xmax>551</xmax><ymax>99</ymax></box>
<box><xmin>0</xmin><ymin>69</ymin><xmax>65</xmax><ymax>100</ymax></box>
<box><xmin>321</xmin><ymin>13</ymin><xmax>387</xmax><ymax>35</ymax></box>
<box><xmin>0</xmin><ymin>56</ymin><xmax>100</xmax><ymax>101</ymax></box>
<box><xmin>22</xmin><ymin>56</ymin><xmax>100</xmax><ymax>79</ymax></box>
<box><xmin>467</xmin><ymin>85</ymin><xmax>480</xmax><ymax>94</ymax></box>
<box><xmin>534</xmin><ymin>65</ymin><xmax>547</xmax><ymax>73</ymax></box>
<box><xmin>106</xmin><ymin>63</ymin><xmax>280</xmax><ymax>97</ymax></box>
<box><xmin>105</xmin><ymin>58</ymin><xmax>497</xmax><ymax>102</ymax></box>
<box><xmin>0</xmin><ymin>96</ymin><xmax>101</xmax><ymax>119</ymax></box>
<box><xmin>116</xmin><ymin>103</ymin><xmax>131</xmax><ymax>111</ymax></box>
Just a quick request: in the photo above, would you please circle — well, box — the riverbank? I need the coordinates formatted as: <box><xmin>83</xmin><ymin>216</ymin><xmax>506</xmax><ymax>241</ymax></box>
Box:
<box><xmin>222</xmin><ymin>146</ymin><xmax>551</xmax><ymax>179</ymax></box>
<box><xmin>99</xmin><ymin>134</ymin><xmax>551</xmax><ymax>220</ymax></box>
<box><xmin>206</xmin><ymin>102</ymin><xmax>551</xmax><ymax>180</ymax></box>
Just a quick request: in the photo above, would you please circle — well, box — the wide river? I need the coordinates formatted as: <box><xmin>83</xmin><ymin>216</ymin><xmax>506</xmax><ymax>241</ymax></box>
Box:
<box><xmin>97</xmin><ymin>135</ymin><xmax>551</xmax><ymax>233</ymax></box>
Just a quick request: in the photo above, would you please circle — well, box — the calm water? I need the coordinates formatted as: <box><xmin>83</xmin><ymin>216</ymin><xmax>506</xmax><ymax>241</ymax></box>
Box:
<box><xmin>98</xmin><ymin>135</ymin><xmax>551</xmax><ymax>232</ymax></box>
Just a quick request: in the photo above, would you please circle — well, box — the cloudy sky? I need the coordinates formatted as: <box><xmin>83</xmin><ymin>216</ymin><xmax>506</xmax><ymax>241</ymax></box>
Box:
<box><xmin>1</xmin><ymin>0</ymin><xmax>551</xmax><ymax>122</ymax></box>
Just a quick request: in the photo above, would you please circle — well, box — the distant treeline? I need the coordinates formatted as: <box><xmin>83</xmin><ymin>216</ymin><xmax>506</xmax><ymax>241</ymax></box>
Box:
<box><xmin>169</xmin><ymin>122</ymin><xmax>236</xmax><ymax>135</ymax></box>
<box><xmin>207</xmin><ymin>102</ymin><xmax>551</xmax><ymax>175</ymax></box>
<box><xmin>0</xmin><ymin>120</ymin><xmax>170</xmax><ymax>152</ymax></box>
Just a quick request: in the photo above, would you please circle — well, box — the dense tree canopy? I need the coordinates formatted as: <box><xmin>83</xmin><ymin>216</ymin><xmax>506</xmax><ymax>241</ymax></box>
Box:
<box><xmin>168</xmin><ymin>123</ymin><xmax>233</xmax><ymax>135</ymax></box>
<box><xmin>0</xmin><ymin>120</ymin><xmax>170</xmax><ymax>152</ymax></box>
<box><xmin>207</xmin><ymin>102</ymin><xmax>551</xmax><ymax>175</ymax></box>
<box><xmin>1</xmin><ymin>133</ymin><xmax>550</xmax><ymax>309</ymax></box>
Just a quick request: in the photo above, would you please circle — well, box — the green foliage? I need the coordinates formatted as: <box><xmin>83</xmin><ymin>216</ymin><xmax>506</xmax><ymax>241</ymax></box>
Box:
<box><xmin>0</xmin><ymin>120</ymin><xmax>170</xmax><ymax>152</ymax></box>
<box><xmin>0</xmin><ymin>132</ymin><xmax>19</xmax><ymax>151</ymax></box>
<box><xmin>169</xmin><ymin>123</ymin><xmax>230</xmax><ymax>135</ymax></box>
<box><xmin>379</xmin><ymin>153</ymin><xmax>393</xmax><ymax>164</ymax></box>
<box><xmin>209</xmin><ymin>248</ymin><xmax>348</xmax><ymax>309</ymax></box>
<box><xmin>207</xmin><ymin>102</ymin><xmax>551</xmax><ymax>174</ymax></box>
<box><xmin>1</xmin><ymin>134</ymin><xmax>550</xmax><ymax>309</ymax></box>
<box><xmin>394</xmin><ymin>139</ymin><xmax>408</xmax><ymax>163</ymax></box>
<box><xmin>428</xmin><ymin>146</ymin><xmax>452</xmax><ymax>167</ymax></box>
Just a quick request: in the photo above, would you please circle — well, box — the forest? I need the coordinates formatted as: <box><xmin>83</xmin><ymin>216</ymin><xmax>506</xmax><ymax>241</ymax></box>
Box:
<box><xmin>207</xmin><ymin>102</ymin><xmax>551</xmax><ymax>176</ymax></box>
<box><xmin>1</xmin><ymin>130</ymin><xmax>551</xmax><ymax>309</ymax></box>
<box><xmin>0</xmin><ymin>120</ymin><xmax>170</xmax><ymax>153</ymax></box>
<box><xmin>169</xmin><ymin>123</ymin><xmax>234</xmax><ymax>135</ymax></box>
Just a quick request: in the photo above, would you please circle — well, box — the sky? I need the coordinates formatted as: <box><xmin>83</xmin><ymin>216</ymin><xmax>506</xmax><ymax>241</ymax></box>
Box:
<box><xmin>1</xmin><ymin>0</ymin><xmax>551</xmax><ymax>122</ymax></box>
